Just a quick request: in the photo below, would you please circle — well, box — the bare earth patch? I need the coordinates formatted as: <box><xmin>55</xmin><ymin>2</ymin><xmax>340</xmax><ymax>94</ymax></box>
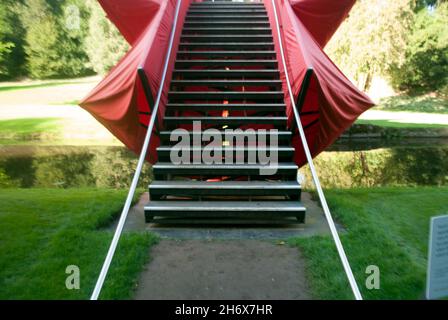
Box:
<box><xmin>135</xmin><ymin>239</ymin><xmax>311</xmax><ymax>300</ymax></box>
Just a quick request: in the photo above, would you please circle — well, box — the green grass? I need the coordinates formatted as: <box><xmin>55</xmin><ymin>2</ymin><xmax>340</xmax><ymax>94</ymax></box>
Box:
<box><xmin>355</xmin><ymin>119</ymin><xmax>447</xmax><ymax>128</ymax></box>
<box><xmin>0</xmin><ymin>188</ymin><xmax>157</xmax><ymax>299</ymax></box>
<box><xmin>0</xmin><ymin>79</ymin><xmax>93</xmax><ymax>92</ymax></box>
<box><xmin>375</xmin><ymin>95</ymin><xmax>448</xmax><ymax>114</ymax></box>
<box><xmin>290</xmin><ymin>186</ymin><xmax>448</xmax><ymax>300</ymax></box>
<box><xmin>0</xmin><ymin>118</ymin><xmax>62</xmax><ymax>135</ymax></box>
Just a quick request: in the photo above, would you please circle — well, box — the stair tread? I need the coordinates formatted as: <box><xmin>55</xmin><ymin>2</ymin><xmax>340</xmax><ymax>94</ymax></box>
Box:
<box><xmin>150</xmin><ymin>180</ymin><xmax>300</xmax><ymax>189</ymax></box>
<box><xmin>157</xmin><ymin>146</ymin><xmax>294</xmax><ymax>151</ymax></box>
<box><xmin>154</xmin><ymin>162</ymin><xmax>297</xmax><ymax>169</ymax></box>
<box><xmin>145</xmin><ymin>201</ymin><xmax>305</xmax><ymax>211</ymax></box>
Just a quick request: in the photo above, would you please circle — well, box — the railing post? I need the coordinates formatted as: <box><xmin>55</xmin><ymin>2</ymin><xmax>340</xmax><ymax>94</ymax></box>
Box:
<box><xmin>290</xmin><ymin>68</ymin><xmax>313</xmax><ymax>133</ymax></box>
<box><xmin>138</xmin><ymin>67</ymin><xmax>160</xmax><ymax>133</ymax></box>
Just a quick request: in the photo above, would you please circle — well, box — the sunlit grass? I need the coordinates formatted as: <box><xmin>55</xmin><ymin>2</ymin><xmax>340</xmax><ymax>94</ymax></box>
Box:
<box><xmin>290</xmin><ymin>186</ymin><xmax>448</xmax><ymax>299</ymax></box>
<box><xmin>0</xmin><ymin>188</ymin><xmax>157</xmax><ymax>300</ymax></box>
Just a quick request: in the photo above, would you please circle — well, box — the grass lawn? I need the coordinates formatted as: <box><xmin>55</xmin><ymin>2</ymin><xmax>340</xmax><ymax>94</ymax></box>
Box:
<box><xmin>0</xmin><ymin>118</ymin><xmax>63</xmax><ymax>145</ymax></box>
<box><xmin>0</xmin><ymin>188</ymin><xmax>157</xmax><ymax>299</ymax></box>
<box><xmin>290</xmin><ymin>186</ymin><xmax>448</xmax><ymax>300</ymax></box>
<box><xmin>355</xmin><ymin>119</ymin><xmax>447</xmax><ymax>129</ymax></box>
<box><xmin>375</xmin><ymin>95</ymin><xmax>448</xmax><ymax>114</ymax></box>
<box><xmin>0</xmin><ymin>78</ymin><xmax>95</xmax><ymax>93</ymax></box>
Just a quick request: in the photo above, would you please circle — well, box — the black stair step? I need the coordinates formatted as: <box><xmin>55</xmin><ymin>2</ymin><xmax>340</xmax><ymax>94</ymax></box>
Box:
<box><xmin>164</xmin><ymin>116</ymin><xmax>287</xmax><ymax>128</ymax></box>
<box><xmin>171</xmin><ymin>80</ymin><xmax>282</xmax><ymax>88</ymax></box>
<box><xmin>191</xmin><ymin>3</ymin><xmax>265</xmax><ymax>7</ymax></box>
<box><xmin>182</xmin><ymin>27</ymin><xmax>272</xmax><ymax>35</ymax></box>
<box><xmin>168</xmin><ymin>91</ymin><xmax>283</xmax><ymax>101</ymax></box>
<box><xmin>188</xmin><ymin>10</ymin><xmax>267</xmax><ymax>14</ymax></box>
<box><xmin>152</xmin><ymin>162</ymin><xmax>298</xmax><ymax>177</ymax></box>
<box><xmin>181</xmin><ymin>35</ymin><xmax>273</xmax><ymax>43</ymax></box>
<box><xmin>191</xmin><ymin>6</ymin><xmax>265</xmax><ymax>9</ymax></box>
<box><xmin>179</xmin><ymin>42</ymin><xmax>274</xmax><ymax>50</ymax></box>
<box><xmin>149</xmin><ymin>180</ymin><xmax>301</xmax><ymax>199</ymax></box>
<box><xmin>175</xmin><ymin>60</ymin><xmax>277</xmax><ymax>68</ymax></box>
<box><xmin>176</xmin><ymin>51</ymin><xmax>276</xmax><ymax>59</ymax></box>
<box><xmin>186</xmin><ymin>15</ymin><xmax>268</xmax><ymax>20</ymax></box>
<box><xmin>159</xmin><ymin>129</ymin><xmax>292</xmax><ymax>143</ymax></box>
<box><xmin>157</xmin><ymin>146</ymin><xmax>294</xmax><ymax>161</ymax></box>
<box><xmin>173</xmin><ymin>69</ymin><xmax>279</xmax><ymax>79</ymax></box>
<box><xmin>144</xmin><ymin>201</ymin><xmax>305</xmax><ymax>223</ymax></box>
<box><xmin>184</xmin><ymin>22</ymin><xmax>270</xmax><ymax>27</ymax></box>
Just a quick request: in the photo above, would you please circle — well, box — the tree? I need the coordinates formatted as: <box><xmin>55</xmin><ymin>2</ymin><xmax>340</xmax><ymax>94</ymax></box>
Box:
<box><xmin>389</xmin><ymin>2</ymin><xmax>448</xmax><ymax>94</ymax></box>
<box><xmin>326</xmin><ymin>0</ymin><xmax>416</xmax><ymax>91</ymax></box>
<box><xmin>84</xmin><ymin>0</ymin><xmax>129</xmax><ymax>75</ymax></box>
<box><xmin>0</xmin><ymin>0</ymin><xmax>26</xmax><ymax>79</ymax></box>
<box><xmin>20</xmin><ymin>0</ymin><xmax>92</xmax><ymax>78</ymax></box>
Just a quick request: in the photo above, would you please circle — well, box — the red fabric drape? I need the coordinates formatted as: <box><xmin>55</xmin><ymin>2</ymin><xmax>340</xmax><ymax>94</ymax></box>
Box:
<box><xmin>264</xmin><ymin>0</ymin><xmax>374</xmax><ymax>166</ymax></box>
<box><xmin>80</xmin><ymin>0</ymin><xmax>373</xmax><ymax>167</ymax></box>
<box><xmin>80</xmin><ymin>0</ymin><xmax>191</xmax><ymax>162</ymax></box>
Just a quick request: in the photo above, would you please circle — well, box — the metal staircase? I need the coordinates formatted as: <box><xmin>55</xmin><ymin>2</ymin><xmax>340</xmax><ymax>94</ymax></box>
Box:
<box><xmin>144</xmin><ymin>0</ymin><xmax>306</xmax><ymax>224</ymax></box>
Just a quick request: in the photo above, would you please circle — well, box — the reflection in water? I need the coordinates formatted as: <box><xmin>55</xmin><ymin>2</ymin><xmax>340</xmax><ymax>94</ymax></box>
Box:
<box><xmin>0</xmin><ymin>146</ymin><xmax>153</xmax><ymax>188</ymax></box>
<box><xmin>0</xmin><ymin>144</ymin><xmax>447</xmax><ymax>189</ymax></box>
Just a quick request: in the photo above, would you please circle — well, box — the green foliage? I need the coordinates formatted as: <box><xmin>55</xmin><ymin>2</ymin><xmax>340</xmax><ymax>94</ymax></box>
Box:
<box><xmin>389</xmin><ymin>3</ymin><xmax>448</xmax><ymax>94</ymax></box>
<box><xmin>20</xmin><ymin>0</ymin><xmax>92</xmax><ymax>79</ymax></box>
<box><xmin>84</xmin><ymin>0</ymin><xmax>129</xmax><ymax>74</ymax></box>
<box><xmin>291</xmin><ymin>187</ymin><xmax>448</xmax><ymax>299</ymax></box>
<box><xmin>0</xmin><ymin>188</ymin><xmax>158</xmax><ymax>299</ymax></box>
<box><xmin>326</xmin><ymin>0</ymin><xmax>415</xmax><ymax>91</ymax></box>
<box><xmin>300</xmin><ymin>147</ymin><xmax>448</xmax><ymax>189</ymax></box>
<box><xmin>375</xmin><ymin>95</ymin><xmax>448</xmax><ymax>113</ymax></box>
<box><xmin>0</xmin><ymin>0</ymin><xmax>26</xmax><ymax>79</ymax></box>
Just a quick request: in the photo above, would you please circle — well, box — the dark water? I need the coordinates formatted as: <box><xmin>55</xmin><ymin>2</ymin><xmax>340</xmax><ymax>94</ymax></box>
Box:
<box><xmin>0</xmin><ymin>140</ymin><xmax>447</xmax><ymax>188</ymax></box>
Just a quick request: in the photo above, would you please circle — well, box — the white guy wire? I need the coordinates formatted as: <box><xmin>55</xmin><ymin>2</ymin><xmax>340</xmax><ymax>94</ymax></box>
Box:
<box><xmin>270</xmin><ymin>0</ymin><xmax>363</xmax><ymax>300</ymax></box>
<box><xmin>90</xmin><ymin>0</ymin><xmax>183</xmax><ymax>300</ymax></box>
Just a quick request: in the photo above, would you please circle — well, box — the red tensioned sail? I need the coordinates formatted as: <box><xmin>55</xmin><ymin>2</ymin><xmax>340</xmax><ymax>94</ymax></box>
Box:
<box><xmin>80</xmin><ymin>0</ymin><xmax>374</xmax><ymax>166</ymax></box>
<box><xmin>264</xmin><ymin>0</ymin><xmax>374</xmax><ymax>165</ymax></box>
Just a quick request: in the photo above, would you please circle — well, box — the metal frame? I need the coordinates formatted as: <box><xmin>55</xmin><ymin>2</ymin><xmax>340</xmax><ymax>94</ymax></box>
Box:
<box><xmin>270</xmin><ymin>0</ymin><xmax>363</xmax><ymax>300</ymax></box>
<box><xmin>90</xmin><ymin>0</ymin><xmax>183</xmax><ymax>300</ymax></box>
<box><xmin>138</xmin><ymin>67</ymin><xmax>160</xmax><ymax>133</ymax></box>
<box><xmin>290</xmin><ymin>68</ymin><xmax>313</xmax><ymax>133</ymax></box>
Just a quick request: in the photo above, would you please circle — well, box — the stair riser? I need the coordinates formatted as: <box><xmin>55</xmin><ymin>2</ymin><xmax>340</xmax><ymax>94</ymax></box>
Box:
<box><xmin>159</xmin><ymin>132</ymin><xmax>292</xmax><ymax>145</ymax></box>
<box><xmin>150</xmin><ymin>189</ymin><xmax>301</xmax><ymax>201</ymax></box>
<box><xmin>145</xmin><ymin>210</ymin><xmax>305</xmax><ymax>224</ymax></box>
<box><xmin>186</xmin><ymin>15</ymin><xmax>268</xmax><ymax>20</ymax></box>
<box><xmin>170</xmin><ymin>81</ymin><xmax>282</xmax><ymax>89</ymax></box>
<box><xmin>174</xmin><ymin>60</ymin><xmax>278</xmax><ymax>68</ymax></box>
<box><xmin>182</xmin><ymin>28</ymin><xmax>272</xmax><ymax>35</ymax></box>
<box><xmin>156</xmin><ymin>149</ymin><xmax>294</xmax><ymax>162</ymax></box>
<box><xmin>181</xmin><ymin>36</ymin><xmax>273</xmax><ymax>43</ymax></box>
<box><xmin>179</xmin><ymin>43</ymin><xmax>275</xmax><ymax>50</ymax></box>
<box><xmin>176</xmin><ymin>51</ymin><xmax>276</xmax><ymax>59</ymax></box>
<box><xmin>173</xmin><ymin>70</ymin><xmax>279</xmax><ymax>79</ymax></box>
<box><xmin>168</xmin><ymin>93</ymin><xmax>283</xmax><ymax>101</ymax></box>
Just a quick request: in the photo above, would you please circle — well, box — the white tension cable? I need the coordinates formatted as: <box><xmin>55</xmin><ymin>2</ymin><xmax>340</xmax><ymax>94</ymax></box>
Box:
<box><xmin>270</xmin><ymin>0</ymin><xmax>363</xmax><ymax>300</ymax></box>
<box><xmin>90</xmin><ymin>0</ymin><xmax>183</xmax><ymax>300</ymax></box>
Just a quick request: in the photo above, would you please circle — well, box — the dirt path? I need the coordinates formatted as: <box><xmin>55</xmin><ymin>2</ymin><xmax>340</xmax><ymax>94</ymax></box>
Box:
<box><xmin>135</xmin><ymin>239</ymin><xmax>311</xmax><ymax>300</ymax></box>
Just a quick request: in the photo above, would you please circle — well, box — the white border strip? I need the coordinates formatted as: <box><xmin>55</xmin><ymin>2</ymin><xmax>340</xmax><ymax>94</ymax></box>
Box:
<box><xmin>90</xmin><ymin>0</ymin><xmax>183</xmax><ymax>300</ymax></box>
<box><xmin>270</xmin><ymin>0</ymin><xmax>363</xmax><ymax>300</ymax></box>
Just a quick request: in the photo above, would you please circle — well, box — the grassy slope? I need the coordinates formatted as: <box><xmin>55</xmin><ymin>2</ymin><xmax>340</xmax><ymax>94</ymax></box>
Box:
<box><xmin>355</xmin><ymin>119</ymin><xmax>447</xmax><ymax>129</ymax></box>
<box><xmin>290</xmin><ymin>187</ymin><xmax>448</xmax><ymax>299</ymax></box>
<box><xmin>0</xmin><ymin>118</ymin><xmax>62</xmax><ymax>135</ymax></box>
<box><xmin>375</xmin><ymin>95</ymin><xmax>448</xmax><ymax>114</ymax></box>
<box><xmin>0</xmin><ymin>188</ymin><xmax>157</xmax><ymax>300</ymax></box>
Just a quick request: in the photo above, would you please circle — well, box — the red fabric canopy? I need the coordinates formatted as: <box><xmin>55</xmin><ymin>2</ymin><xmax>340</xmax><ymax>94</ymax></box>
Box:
<box><xmin>264</xmin><ymin>0</ymin><xmax>374</xmax><ymax>165</ymax></box>
<box><xmin>80</xmin><ymin>0</ymin><xmax>373</xmax><ymax>167</ymax></box>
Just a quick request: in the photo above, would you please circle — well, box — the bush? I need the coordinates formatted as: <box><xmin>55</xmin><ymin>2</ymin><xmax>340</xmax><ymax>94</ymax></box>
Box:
<box><xmin>20</xmin><ymin>0</ymin><xmax>92</xmax><ymax>79</ymax></box>
<box><xmin>84</xmin><ymin>0</ymin><xmax>129</xmax><ymax>75</ymax></box>
<box><xmin>0</xmin><ymin>1</ymin><xmax>26</xmax><ymax>79</ymax></box>
<box><xmin>389</xmin><ymin>3</ymin><xmax>448</xmax><ymax>94</ymax></box>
